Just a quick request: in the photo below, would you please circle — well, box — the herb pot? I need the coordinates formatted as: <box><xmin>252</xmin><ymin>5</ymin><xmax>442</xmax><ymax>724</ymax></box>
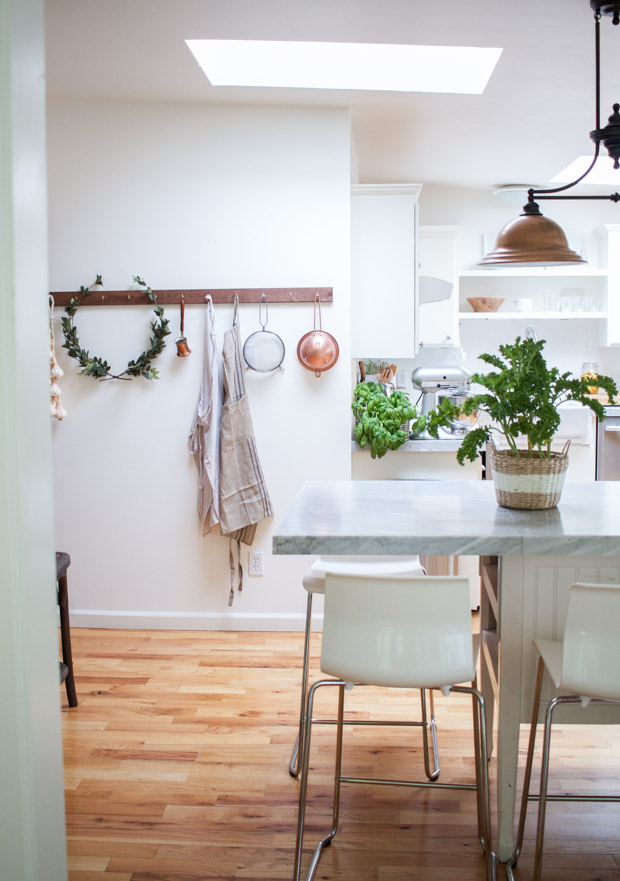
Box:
<box><xmin>489</xmin><ymin>440</ymin><xmax>570</xmax><ymax>510</ymax></box>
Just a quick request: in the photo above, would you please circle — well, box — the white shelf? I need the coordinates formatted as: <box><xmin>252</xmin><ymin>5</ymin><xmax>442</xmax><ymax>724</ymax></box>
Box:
<box><xmin>459</xmin><ymin>268</ymin><xmax>607</xmax><ymax>278</ymax></box>
<box><xmin>459</xmin><ymin>311</ymin><xmax>606</xmax><ymax>320</ymax></box>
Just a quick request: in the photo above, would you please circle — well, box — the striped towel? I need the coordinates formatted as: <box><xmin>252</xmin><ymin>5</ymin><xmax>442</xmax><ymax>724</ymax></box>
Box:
<box><xmin>219</xmin><ymin>296</ymin><xmax>273</xmax><ymax>604</ymax></box>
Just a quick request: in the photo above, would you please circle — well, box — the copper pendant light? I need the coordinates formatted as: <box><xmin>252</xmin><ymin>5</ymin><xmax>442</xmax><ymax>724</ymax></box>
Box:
<box><xmin>479</xmin><ymin>203</ymin><xmax>586</xmax><ymax>267</ymax></box>
<box><xmin>479</xmin><ymin>1</ymin><xmax>620</xmax><ymax>268</ymax></box>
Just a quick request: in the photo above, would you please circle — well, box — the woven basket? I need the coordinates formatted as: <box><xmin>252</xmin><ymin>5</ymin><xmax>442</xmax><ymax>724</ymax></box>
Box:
<box><xmin>489</xmin><ymin>442</ymin><xmax>570</xmax><ymax>510</ymax></box>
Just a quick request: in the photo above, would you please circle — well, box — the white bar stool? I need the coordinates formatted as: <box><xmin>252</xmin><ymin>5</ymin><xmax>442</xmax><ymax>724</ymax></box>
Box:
<box><xmin>288</xmin><ymin>555</ymin><xmax>439</xmax><ymax>782</ymax></box>
<box><xmin>293</xmin><ymin>573</ymin><xmax>495</xmax><ymax>881</ymax></box>
<box><xmin>507</xmin><ymin>582</ymin><xmax>620</xmax><ymax>881</ymax></box>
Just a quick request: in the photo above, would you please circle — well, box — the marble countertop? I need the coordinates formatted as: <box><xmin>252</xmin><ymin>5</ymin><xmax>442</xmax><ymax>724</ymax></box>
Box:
<box><xmin>272</xmin><ymin>480</ymin><xmax>620</xmax><ymax>557</ymax></box>
<box><xmin>352</xmin><ymin>437</ymin><xmax>466</xmax><ymax>453</ymax></box>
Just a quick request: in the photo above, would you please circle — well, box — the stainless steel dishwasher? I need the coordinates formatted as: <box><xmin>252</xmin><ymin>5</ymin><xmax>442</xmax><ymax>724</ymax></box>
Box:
<box><xmin>596</xmin><ymin>405</ymin><xmax>620</xmax><ymax>480</ymax></box>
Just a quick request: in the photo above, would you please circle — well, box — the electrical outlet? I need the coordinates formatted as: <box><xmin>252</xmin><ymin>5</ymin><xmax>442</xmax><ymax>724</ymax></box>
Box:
<box><xmin>249</xmin><ymin>550</ymin><xmax>264</xmax><ymax>576</ymax></box>
<box><xmin>397</xmin><ymin>370</ymin><xmax>407</xmax><ymax>388</ymax></box>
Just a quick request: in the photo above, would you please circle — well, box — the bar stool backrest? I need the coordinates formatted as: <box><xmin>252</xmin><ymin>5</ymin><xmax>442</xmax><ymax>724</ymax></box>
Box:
<box><xmin>562</xmin><ymin>582</ymin><xmax>620</xmax><ymax>702</ymax></box>
<box><xmin>322</xmin><ymin>574</ymin><xmax>475</xmax><ymax>689</ymax></box>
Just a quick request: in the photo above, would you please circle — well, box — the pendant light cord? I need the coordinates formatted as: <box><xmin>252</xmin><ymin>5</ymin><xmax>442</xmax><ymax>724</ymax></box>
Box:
<box><xmin>526</xmin><ymin>10</ymin><xmax>614</xmax><ymax>204</ymax></box>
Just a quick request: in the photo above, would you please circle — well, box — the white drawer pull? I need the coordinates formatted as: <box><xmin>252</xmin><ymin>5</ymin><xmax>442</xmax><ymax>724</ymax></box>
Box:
<box><xmin>604</xmin><ymin>425</ymin><xmax>620</xmax><ymax>432</ymax></box>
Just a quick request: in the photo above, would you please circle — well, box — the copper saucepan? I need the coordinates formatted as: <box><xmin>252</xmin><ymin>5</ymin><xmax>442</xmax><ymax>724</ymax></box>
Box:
<box><xmin>297</xmin><ymin>294</ymin><xmax>339</xmax><ymax>378</ymax></box>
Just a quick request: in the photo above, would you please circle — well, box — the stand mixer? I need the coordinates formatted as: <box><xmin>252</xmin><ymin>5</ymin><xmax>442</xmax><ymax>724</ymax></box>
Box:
<box><xmin>410</xmin><ymin>345</ymin><xmax>476</xmax><ymax>439</ymax></box>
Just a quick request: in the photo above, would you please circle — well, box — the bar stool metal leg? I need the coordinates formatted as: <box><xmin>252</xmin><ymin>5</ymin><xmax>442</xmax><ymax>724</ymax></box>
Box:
<box><xmin>506</xmin><ymin>656</ymin><xmax>544</xmax><ymax>881</ymax></box>
<box><xmin>294</xmin><ymin>679</ymin><xmax>345</xmax><ymax>881</ymax></box>
<box><xmin>295</xmin><ymin>681</ymin><xmax>495</xmax><ymax>881</ymax></box>
<box><xmin>290</xmin><ymin>592</ymin><xmax>314</xmax><ymax>777</ymax></box>
<box><xmin>420</xmin><ymin>687</ymin><xmax>440</xmax><ymax>781</ymax></box>
<box><xmin>452</xmin><ymin>684</ymin><xmax>495</xmax><ymax>881</ymax></box>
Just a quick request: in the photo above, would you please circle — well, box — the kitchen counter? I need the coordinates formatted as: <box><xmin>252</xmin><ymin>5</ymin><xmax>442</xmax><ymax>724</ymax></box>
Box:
<box><xmin>273</xmin><ymin>479</ymin><xmax>620</xmax><ymax>557</ymax></box>
<box><xmin>273</xmin><ymin>479</ymin><xmax>620</xmax><ymax>861</ymax></box>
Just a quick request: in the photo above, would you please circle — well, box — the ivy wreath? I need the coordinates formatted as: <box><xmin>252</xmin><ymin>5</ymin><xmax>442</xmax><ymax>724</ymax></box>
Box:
<box><xmin>61</xmin><ymin>275</ymin><xmax>170</xmax><ymax>381</ymax></box>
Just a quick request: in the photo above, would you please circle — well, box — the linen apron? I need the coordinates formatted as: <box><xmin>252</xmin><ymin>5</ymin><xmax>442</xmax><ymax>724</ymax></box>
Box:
<box><xmin>219</xmin><ymin>296</ymin><xmax>273</xmax><ymax>604</ymax></box>
<box><xmin>189</xmin><ymin>296</ymin><xmax>222</xmax><ymax>535</ymax></box>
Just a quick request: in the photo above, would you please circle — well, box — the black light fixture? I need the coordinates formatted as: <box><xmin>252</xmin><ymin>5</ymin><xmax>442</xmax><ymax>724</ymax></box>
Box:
<box><xmin>479</xmin><ymin>1</ymin><xmax>620</xmax><ymax>267</ymax></box>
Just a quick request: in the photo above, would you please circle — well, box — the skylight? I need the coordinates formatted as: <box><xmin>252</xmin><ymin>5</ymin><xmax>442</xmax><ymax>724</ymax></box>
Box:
<box><xmin>185</xmin><ymin>40</ymin><xmax>502</xmax><ymax>94</ymax></box>
<box><xmin>551</xmin><ymin>154</ymin><xmax>620</xmax><ymax>186</ymax></box>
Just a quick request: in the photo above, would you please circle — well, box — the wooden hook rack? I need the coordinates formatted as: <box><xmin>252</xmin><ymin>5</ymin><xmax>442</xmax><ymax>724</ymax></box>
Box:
<box><xmin>49</xmin><ymin>287</ymin><xmax>333</xmax><ymax>308</ymax></box>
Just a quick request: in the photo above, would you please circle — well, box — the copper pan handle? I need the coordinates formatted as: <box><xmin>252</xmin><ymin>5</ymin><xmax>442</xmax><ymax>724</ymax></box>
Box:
<box><xmin>314</xmin><ymin>293</ymin><xmax>322</xmax><ymax>331</ymax></box>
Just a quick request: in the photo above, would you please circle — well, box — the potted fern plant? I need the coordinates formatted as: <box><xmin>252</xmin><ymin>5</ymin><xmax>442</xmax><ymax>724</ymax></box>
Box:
<box><xmin>427</xmin><ymin>335</ymin><xmax>617</xmax><ymax>509</ymax></box>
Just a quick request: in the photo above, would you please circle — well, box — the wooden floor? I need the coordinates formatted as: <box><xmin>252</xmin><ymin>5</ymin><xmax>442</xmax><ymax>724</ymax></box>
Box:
<box><xmin>60</xmin><ymin>627</ymin><xmax>620</xmax><ymax>881</ymax></box>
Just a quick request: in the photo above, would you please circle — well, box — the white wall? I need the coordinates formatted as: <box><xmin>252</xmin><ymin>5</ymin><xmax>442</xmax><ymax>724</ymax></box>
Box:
<box><xmin>1</xmin><ymin>0</ymin><xmax>68</xmax><ymax>877</ymax></box>
<box><xmin>48</xmin><ymin>100</ymin><xmax>352</xmax><ymax>630</ymax></box>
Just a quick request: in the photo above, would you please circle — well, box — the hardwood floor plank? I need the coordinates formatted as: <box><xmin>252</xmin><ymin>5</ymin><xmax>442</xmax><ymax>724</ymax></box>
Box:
<box><xmin>66</xmin><ymin>841</ymin><xmax>159</xmax><ymax>858</ymax></box>
<box><xmin>67</xmin><ymin>855</ymin><xmax>110</xmax><ymax>871</ymax></box>
<box><xmin>65</xmin><ymin>874</ymin><xmax>132</xmax><ymax>881</ymax></box>
<box><xmin>61</xmin><ymin>626</ymin><xmax>620</xmax><ymax>881</ymax></box>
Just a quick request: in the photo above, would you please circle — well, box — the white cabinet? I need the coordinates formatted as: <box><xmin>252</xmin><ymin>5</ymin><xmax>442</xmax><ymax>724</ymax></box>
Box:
<box><xmin>418</xmin><ymin>225</ymin><xmax>460</xmax><ymax>346</ymax></box>
<box><xmin>351</xmin><ymin>184</ymin><xmax>421</xmax><ymax>358</ymax></box>
<box><xmin>597</xmin><ymin>224</ymin><xmax>620</xmax><ymax>345</ymax></box>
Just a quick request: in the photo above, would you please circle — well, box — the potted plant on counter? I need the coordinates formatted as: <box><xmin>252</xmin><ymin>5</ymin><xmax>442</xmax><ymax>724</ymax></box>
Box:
<box><xmin>352</xmin><ymin>381</ymin><xmax>425</xmax><ymax>459</ymax></box>
<box><xmin>426</xmin><ymin>335</ymin><xmax>617</xmax><ymax>509</ymax></box>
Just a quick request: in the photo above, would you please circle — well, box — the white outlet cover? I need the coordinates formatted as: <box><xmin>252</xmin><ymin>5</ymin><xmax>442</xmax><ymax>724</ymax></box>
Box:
<box><xmin>249</xmin><ymin>550</ymin><xmax>263</xmax><ymax>576</ymax></box>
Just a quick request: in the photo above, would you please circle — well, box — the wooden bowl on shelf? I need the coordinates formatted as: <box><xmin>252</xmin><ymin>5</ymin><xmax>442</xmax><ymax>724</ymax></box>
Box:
<box><xmin>466</xmin><ymin>297</ymin><xmax>505</xmax><ymax>313</ymax></box>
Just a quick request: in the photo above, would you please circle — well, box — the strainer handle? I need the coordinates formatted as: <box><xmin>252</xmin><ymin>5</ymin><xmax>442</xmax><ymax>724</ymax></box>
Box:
<box><xmin>259</xmin><ymin>293</ymin><xmax>268</xmax><ymax>330</ymax></box>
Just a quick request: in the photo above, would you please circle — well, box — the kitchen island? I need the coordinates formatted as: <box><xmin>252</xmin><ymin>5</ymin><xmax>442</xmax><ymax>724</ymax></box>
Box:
<box><xmin>273</xmin><ymin>479</ymin><xmax>620</xmax><ymax>861</ymax></box>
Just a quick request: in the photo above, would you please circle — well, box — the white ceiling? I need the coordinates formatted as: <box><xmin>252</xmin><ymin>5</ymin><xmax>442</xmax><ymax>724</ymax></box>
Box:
<box><xmin>44</xmin><ymin>0</ymin><xmax>620</xmax><ymax>191</ymax></box>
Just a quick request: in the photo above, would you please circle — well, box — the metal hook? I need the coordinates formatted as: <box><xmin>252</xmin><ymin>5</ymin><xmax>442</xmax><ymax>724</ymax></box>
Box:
<box><xmin>259</xmin><ymin>293</ymin><xmax>268</xmax><ymax>330</ymax></box>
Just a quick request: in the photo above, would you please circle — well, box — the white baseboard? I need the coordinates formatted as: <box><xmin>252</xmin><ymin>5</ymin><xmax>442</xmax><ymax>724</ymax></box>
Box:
<box><xmin>69</xmin><ymin>609</ymin><xmax>324</xmax><ymax>632</ymax></box>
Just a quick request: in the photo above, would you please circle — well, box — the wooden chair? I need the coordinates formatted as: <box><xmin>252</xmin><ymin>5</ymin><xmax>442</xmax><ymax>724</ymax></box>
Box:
<box><xmin>56</xmin><ymin>551</ymin><xmax>77</xmax><ymax>707</ymax></box>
